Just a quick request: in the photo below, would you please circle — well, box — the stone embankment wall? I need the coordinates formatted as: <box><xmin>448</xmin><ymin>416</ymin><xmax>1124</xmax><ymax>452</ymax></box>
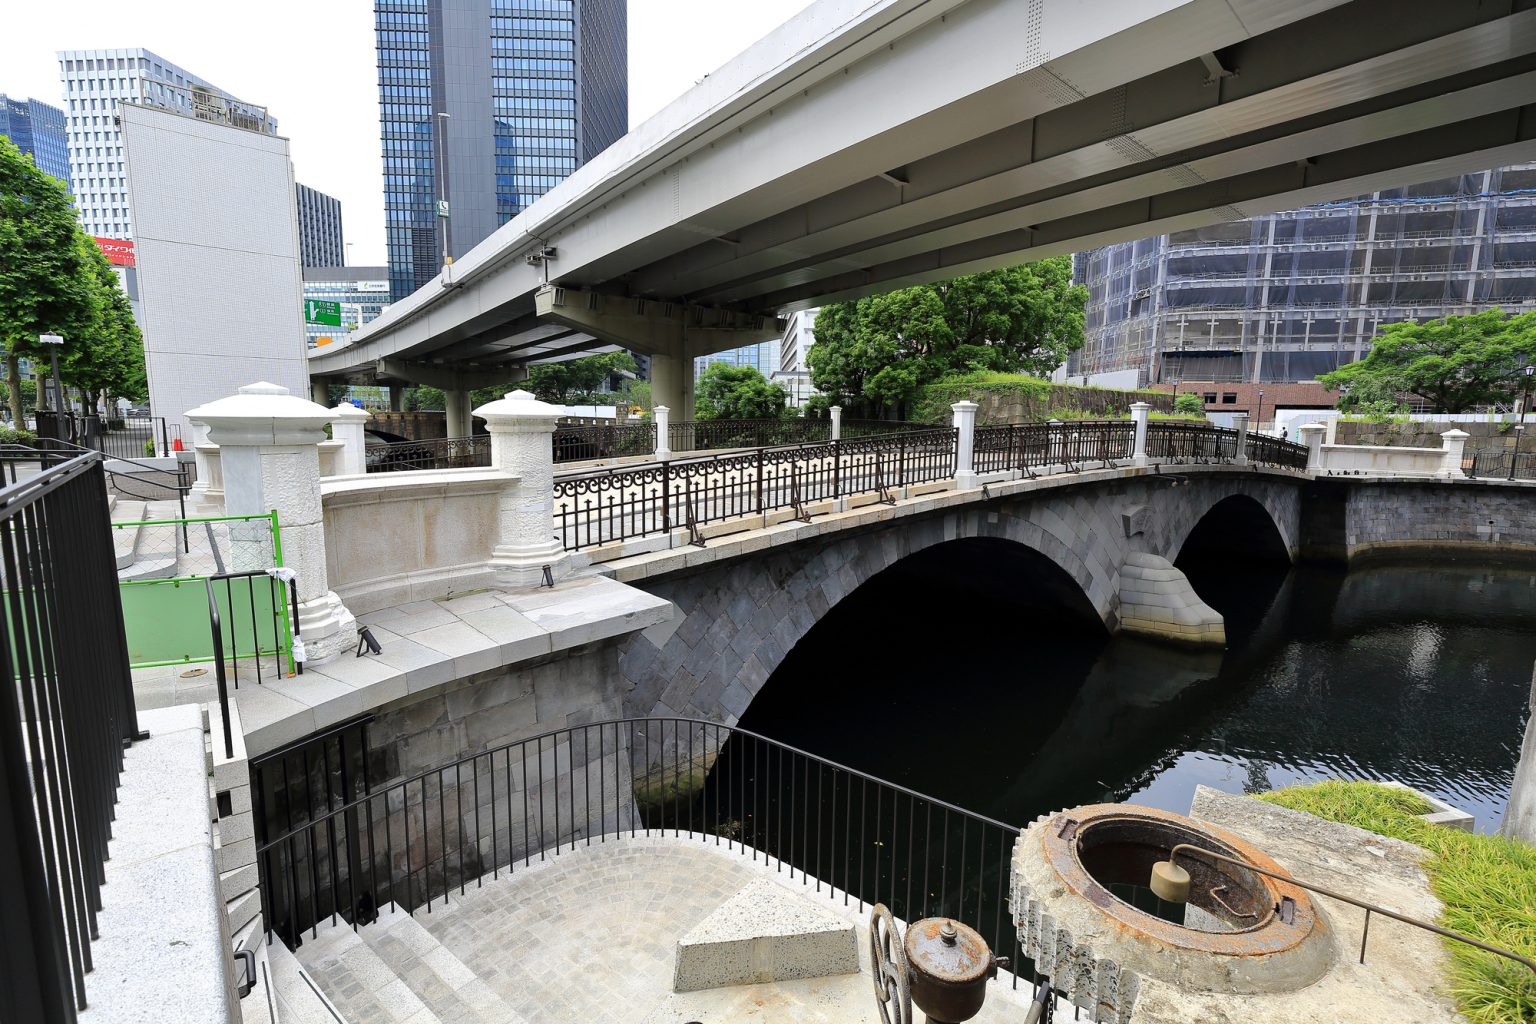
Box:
<box><xmin>971</xmin><ymin>384</ymin><xmax>1173</xmax><ymax>425</ymax></box>
<box><xmin>1334</xmin><ymin>419</ymin><xmax>1521</xmax><ymax>454</ymax></box>
<box><xmin>372</xmin><ymin>410</ymin><xmax>447</xmax><ymax>440</ymax></box>
<box><xmin>1338</xmin><ymin>479</ymin><xmax>1536</xmax><ymax>563</ymax></box>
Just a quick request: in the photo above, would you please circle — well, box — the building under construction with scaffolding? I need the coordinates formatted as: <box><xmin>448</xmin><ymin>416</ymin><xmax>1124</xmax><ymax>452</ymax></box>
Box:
<box><xmin>1069</xmin><ymin>164</ymin><xmax>1536</xmax><ymax>386</ymax></box>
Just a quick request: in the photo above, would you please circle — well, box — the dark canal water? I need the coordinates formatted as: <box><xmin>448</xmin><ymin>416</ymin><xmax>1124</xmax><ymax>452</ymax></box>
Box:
<box><xmin>740</xmin><ymin>536</ymin><xmax>1536</xmax><ymax>835</ymax></box>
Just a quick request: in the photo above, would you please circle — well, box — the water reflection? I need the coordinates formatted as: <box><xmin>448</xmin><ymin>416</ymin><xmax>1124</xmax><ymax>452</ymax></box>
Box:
<box><xmin>742</xmin><ymin>542</ymin><xmax>1536</xmax><ymax>834</ymax></box>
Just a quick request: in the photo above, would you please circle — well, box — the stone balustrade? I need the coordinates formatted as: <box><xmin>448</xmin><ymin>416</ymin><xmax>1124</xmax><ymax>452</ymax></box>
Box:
<box><xmin>1299</xmin><ymin>424</ymin><xmax>1468</xmax><ymax>479</ymax></box>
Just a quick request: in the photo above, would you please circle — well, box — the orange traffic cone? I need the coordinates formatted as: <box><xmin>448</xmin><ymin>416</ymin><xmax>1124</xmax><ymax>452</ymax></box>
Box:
<box><xmin>172</xmin><ymin>438</ymin><xmax>184</xmax><ymax>451</ymax></box>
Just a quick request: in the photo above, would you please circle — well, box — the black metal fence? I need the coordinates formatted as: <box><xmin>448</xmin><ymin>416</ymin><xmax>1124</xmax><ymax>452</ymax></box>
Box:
<box><xmin>1146</xmin><ymin>422</ymin><xmax>1239</xmax><ymax>462</ymax></box>
<box><xmin>205</xmin><ymin>570</ymin><xmax>305</xmax><ymax>759</ymax></box>
<box><xmin>0</xmin><ymin>454</ymin><xmax>144</xmax><ymax>1021</ymax></box>
<box><xmin>80</xmin><ymin>415</ymin><xmax>172</xmax><ymax>460</ymax></box>
<box><xmin>554</xmin><ymin>428</ymin><xmax>957</xmax><ymax>551</ymax></box>
<box><xmin>552</xmin><ymin>421</ymin><xmax>655</xmax><ymax>463</ymax></box>
<box><xmin>253</xmin><ymin>717</ymin><xmax>1026</xmax><ymax>990</ymax></box>
<box><xmin>1465</xmin><ymin>449</ymin><xmax>1536</xmax><ymax>480</ymax></box>
<box><xmin>972</xmin><ymin>421</ymin><xmax>1137</xmax><ymax>475</ymax></box>
<box><xmin>366</xmin><ymin>435</ymin><xmax>491</xmax><ymax>473</ymax></box>
<box><xmin>1247</xmin><ymin>433</ymin><xmax>1311</xmax><ymax>469</ymax></box>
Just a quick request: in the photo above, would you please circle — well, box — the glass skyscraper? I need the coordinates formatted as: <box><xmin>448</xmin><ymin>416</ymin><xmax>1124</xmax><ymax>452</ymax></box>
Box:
<box><xmin>0</xmin><ymin>95</ymin><xmax>70</xmax><ymax>188</ymax></box>
<box><xmin>376</xmin><ymin>0</ymin><xmax>627</xmax><ymax>302</ymax></box>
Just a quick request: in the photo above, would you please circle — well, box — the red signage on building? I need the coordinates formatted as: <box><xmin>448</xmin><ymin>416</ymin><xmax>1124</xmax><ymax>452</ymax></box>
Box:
<box><xmin>93</xmin><ymin>237</ymin><xmax>136</xmax><ymax>267</ymax></box>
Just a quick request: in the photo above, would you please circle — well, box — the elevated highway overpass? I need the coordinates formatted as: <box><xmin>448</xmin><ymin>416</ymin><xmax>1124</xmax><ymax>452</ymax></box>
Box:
<box><xmin>310</xmin><ymin>0</ymin><xmax>1536</xmax><ymax>424</ymax></box>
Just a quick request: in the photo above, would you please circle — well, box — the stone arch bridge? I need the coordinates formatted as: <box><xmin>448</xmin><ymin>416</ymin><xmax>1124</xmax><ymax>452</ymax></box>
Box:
<box><xmin>615</xmin><ymin>466</ymin><xmax>1308</xmax><ymax>726</ymax></box>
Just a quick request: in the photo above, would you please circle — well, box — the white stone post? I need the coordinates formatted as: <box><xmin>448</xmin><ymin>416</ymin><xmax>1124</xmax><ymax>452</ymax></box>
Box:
<box><xmin>653</xmin><ymin>405</ymin><xmax>672</xmax><ymax>461</ymax></box>
<box><xmin>829</xmin><ymin>405</ymin><xmax>843</xmax><ymax>441</ymax></box>
<box><xmin>1231</xmin><ymin>411</ymin><xmax>1250</xmax><ymax>465</ymax></box>
<box><xmin>1298</xmin><ymin>423</ymin><xmax>1327</xmax><ymax>473</ymax></box>
<box><xmin>951</xmin><ymin>401</ymin><xmax>979</xmax><ymax>489</ymax></box>
<box><xmin>187</xmin><ymin>416</ymin><xmax>217</xmax><ymax>498</ymax></box>
<box><xmin>1130</xmin><ymin>402</ymin><xmax>1151</xmax><ymax>466</ymax></box>
<box><xmin>474</xmin><ymin>390</ymin><xmax>570</xmax><ymax>588</ymax></box>
<box><xmin>1439</xmin><ymin>428</ymin><xmax>1470</xmax><ymax>480</ymax></box>
<box><xmin>186</xmin><ymin>382</ymin><xmax>356</xmax><ymax>664</ymax></box>
<box><xmin>329</xmin><ymin>403</ymin><xmax>372</xmax><ymax>477</ymax></box>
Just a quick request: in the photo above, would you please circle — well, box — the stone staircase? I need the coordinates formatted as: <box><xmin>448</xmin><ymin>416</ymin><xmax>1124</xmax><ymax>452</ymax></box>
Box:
<box><xmin>295</xmin><ymin>904</ymin><xmax>528</xmax><ymax>1024</ymax></box>
<box><xmin>112</xmin><ymin>498</ymin><xmax>182</xmax><ymax>580</ymax></box>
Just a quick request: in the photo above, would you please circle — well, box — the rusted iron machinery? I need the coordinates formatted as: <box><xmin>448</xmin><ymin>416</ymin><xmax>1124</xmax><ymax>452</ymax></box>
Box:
<box><xmin>871</xmin><ymin>905</ymin><xmax>1017</xmax><ymax>1024</ymax></box>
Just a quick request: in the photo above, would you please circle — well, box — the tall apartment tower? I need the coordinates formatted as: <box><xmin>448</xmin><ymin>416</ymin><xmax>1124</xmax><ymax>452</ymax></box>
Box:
<box><xmin>0</xmin><ymin>95</ymin><xmax>70</xmax><ymax>187</ymax></box>
<box><xmin>296</xmin><ymin>183</ymin><xmax>345</xmax><ymax>268</ymax></box>
<box><xmin>377</xmin><ymin>0</ymin><xmax>628</xmax><ymax>301</ymax></box>
<box><xmin>56</xmin><ymin>48</ymin><xmax>275</xmax><ymax>239</ymax></box>
<box><xmin>1070</xmin><ymin>165</ymin><xmax>1536</xmax><ymax>385</ymax></box>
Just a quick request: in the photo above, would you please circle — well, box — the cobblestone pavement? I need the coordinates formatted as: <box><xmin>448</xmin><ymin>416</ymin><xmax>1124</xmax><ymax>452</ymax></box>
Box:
<box><xmin>295</xmin><ymin>834</ymin><xmax>1038</xmax><ymax>1023</ymax></box>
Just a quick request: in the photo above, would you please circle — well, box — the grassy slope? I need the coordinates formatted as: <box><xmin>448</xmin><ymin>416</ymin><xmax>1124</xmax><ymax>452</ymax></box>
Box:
<box><xmin>1258</xmin><ymin>781</ymin><xmax>1536</xmax><ymax>1023</ymax></box>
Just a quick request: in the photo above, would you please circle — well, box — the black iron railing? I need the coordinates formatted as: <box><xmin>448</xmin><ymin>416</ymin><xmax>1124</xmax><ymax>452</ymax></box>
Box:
<box><xmin>205</xmin><ymin>570</ymin><xmax>304</xmax><ymax>759</ymax></box>
<box><xmin>1247</xmin><ymin>433</ymin><xmax>1310</xmax><ymax>469</ymax></box>
<box><xmin>972</xmin><ymin>421</ymin><xmax>1136</xmax><ymax>476</ymax></box>
<box><xmin>1146</xmin><ymin>422</ymin><xmax>1239</xmax><ymax>462</ymax></box>
<box><xmin>79</xmin><ymin>415</ymin><xmax>172</xmax><ymax>460</ymax></box>
<box><xmin>253</xmin><ymin>717</ymin><xmax>1025</xmax><ymax>988</ymax></box>
<box><xmin>552</xmin><ymin>421</ymin><xmax>656</xmax><ymax>463</ymax></box>
<box><xmin>665</xmin><ymin>418</ymin><xmax>914</xmax><ymax>453</ymax></box>
<box><xmin>0</xmin><ymin>454</ymin><xmax>144</xmax><ymax>1021</ymax></box>
<box><xmin>1</xmin><ymin>439</ymin><xmax>194</xmax><ymax>549</ymax></box>
<box><xmin>553</xmin><ymin>428</ymin><xmax>957</xmax><ymax>551</ymax></box>
<box><xmin>365</xmin><ymin>435</ymin><xmax>491</xmax><ymax>473</ymax></box>
<box><xmin>1465</xmin><ymin>449</ymin><xmax>1536</xmax><ymax>480</ymax></box>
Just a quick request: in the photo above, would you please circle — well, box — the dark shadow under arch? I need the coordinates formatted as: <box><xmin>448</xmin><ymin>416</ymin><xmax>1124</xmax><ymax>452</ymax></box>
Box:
<box><xmin>1175</xmin><ymin>494</ymin><xmax>1291</xmax><ymax>566</ymax></box>
<box><xmin>738</xmin><ymin>537</ymin><xmax>1106</xmax><ymax>814</ymax></box>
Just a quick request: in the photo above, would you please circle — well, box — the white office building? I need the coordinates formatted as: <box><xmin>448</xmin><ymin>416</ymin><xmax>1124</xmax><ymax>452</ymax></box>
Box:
<box><xmin>57</xmin><ymin>48</ymin><xmax>275</xmax><ymax>239</ymax></box>
<box><xmin>120</xmin><ymin>103</ymin><xmax>306</xmax><ymax>434</ymax></box>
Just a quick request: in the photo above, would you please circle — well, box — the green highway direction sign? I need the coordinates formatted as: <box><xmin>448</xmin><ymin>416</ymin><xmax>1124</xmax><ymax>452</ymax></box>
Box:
<box><xmin>305</xmin><ymin>299</ymin><xmax>342</xmax><ymax>327</ymax></box>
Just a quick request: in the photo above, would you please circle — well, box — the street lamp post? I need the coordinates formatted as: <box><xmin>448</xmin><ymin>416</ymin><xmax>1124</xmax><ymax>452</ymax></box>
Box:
<box><xmin>1256</xmin><ymin>388</ymin><xmax>1265</xmax><ymax>434</ymax></box>
<box><xmin>435</xmin><ymin>111</ymin><xmax>452</xmax><ymax>267</ymax></box>
<box><xmin>1512</xmin><ymin>425</ymin><xmax>1527</xmax><ymax>482</ymax></box>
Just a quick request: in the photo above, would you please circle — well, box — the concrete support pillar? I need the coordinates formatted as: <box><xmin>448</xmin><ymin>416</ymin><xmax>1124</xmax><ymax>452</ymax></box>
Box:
<box><xmin>186</xmin><ymin>382</ymin><xmax>356</xmax><ymax>665</ymax></box>
<box><xmin>1298</xmin><ymin>423</ymin><xmax>1327</xmax><ymax>472</ymax></box>
<box><xmin>653</xmin><ymin>405</ymin><xmax>672</xmax><ymax>461</ymax></box>
<box><xmin>952</xmin><ymin>400</ymin><xmax>979</xmax><ymax>489</ymax></box>
<box><xmin>311</xmin><ymin>378</ymin><xmax>332</xmax><ymax>407</ymax></box>
<box><xmin>1130</xmin><ymin>402</ymin><xmax>1151</xmax><ymax>466</ymax></box>
<box><xmin>649</xmin><ymin>350</ymin><xmax>695</xmax><ymax>428</ymax></box>
<box><xmin>444</xmin><ymin>388</ymin><xmax>473</xmax><ymax>439</ymax></box>
<box><xmin>1439</xmin><ymin>428</ymin><xmax>1470</xmax><ymax>480</ymax></box>
<box><xmin>1232</xmin><ymin>411</ymin><xmax>1250</xmax><ymax>465</ymax></box>
<box><xmin>474</xmin><ymin>390</ymin><xmax>569</xmax><ymax>588</ymax></box>
<box><xmin>829</xmin><ymin>405</ymin><xmax>843</xmax><ymax>441</ymax></box>
<box><xmin>389</xmin><ymin>387</ymin><xmax>405</xmax><ymax>413</ymax></box>
<box><xmin>330</xmin><ymin>403</ymin><xmax>371</xmax><ymax>477</ymax></box>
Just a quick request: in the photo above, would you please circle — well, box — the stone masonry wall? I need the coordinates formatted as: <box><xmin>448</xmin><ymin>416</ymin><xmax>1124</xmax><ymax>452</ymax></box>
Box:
<box><xmin>353</xmin><ymin>643</ymin><xmax>638</xmax><ymax>903</ymax></box>
<box><xmin>1343</xmin><ymin>479</ymin><xmax>1536</xmax><ymax>563</ymax></box>
<box><xmin>1334</xmin><ymin>419</ymin><xmax>1522</xmax><ymax>454</ymax></box>
<box><xmin>618</xmin><ymin>472</ymin><xmax>1303</xmax><ymax>726</ymax></box>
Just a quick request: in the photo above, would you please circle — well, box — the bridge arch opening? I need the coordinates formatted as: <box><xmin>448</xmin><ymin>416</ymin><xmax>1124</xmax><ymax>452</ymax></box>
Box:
<box><xmin>1175</xmin><ymin>495</ymin><xmax>1292</xmax><ymax>638</ymax></box>
<box><xmin>737</xmin><ymin>537</ymin><xmax>1107</xmax><ymax>811</ymax></box>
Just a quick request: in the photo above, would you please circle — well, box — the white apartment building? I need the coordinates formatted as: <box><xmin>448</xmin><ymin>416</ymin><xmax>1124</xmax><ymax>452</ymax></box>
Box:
<box><xmin>56</xmin><ymin>48</ymin><xmax>275</xmax><ymax>239</ymax></box>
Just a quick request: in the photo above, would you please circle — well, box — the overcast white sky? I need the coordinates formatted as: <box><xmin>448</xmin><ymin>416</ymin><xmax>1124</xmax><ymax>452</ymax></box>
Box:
<box><xmin>0</xmin><ymin>0</ymin><xmax>816</xmax><ymax>265</ymax></box>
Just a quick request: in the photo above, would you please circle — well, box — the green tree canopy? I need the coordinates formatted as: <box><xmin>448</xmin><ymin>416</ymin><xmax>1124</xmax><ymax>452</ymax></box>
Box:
<box><xmin>694</xmin><ymin>363</ymin><xmax>788</xmax><ymax>420</ymax></box>
<box><xmin>806</xmin><ymin>258</ymin><xmax>1086</xmax><ymax>413</ymax></box>
<box><xmin>1173</xmin><ymin>392</ymin><xmax>1205</xmax><ymax>417</ymax></box>
<box><xmin>1321</xmin><ymin>309</ymin><xmax>1536</xmax><ymax>413</ymax></box>
<box><xmin>0</xmin><ymin>137</ymin><xmax>148</xmax><ymax>419</ymax></box>
<box><xmin>525</xmin><ymin>351</ymin><xmax>636</xmax><ymax>405</ymax></box>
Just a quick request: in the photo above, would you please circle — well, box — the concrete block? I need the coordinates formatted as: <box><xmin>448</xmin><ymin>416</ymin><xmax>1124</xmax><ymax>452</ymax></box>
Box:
<box><xmin>672</xmin><ymin>878</ymin><xmax>859</xmax><ymax>992</ymax></box>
